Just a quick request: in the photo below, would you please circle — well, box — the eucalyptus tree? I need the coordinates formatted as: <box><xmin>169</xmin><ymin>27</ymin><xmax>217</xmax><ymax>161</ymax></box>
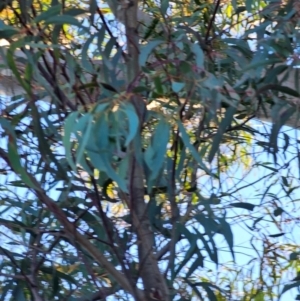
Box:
<box><xmin>0</xmin><ymin>0</ymin><xmax>300</xmax><ymax>301</ymax></box>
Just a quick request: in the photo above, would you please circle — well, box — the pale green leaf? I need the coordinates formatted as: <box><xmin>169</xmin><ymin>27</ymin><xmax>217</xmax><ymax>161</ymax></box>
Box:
<box><xmin>139</xmin><ymin>40</ymin><xmax>163</xmax><ymax>67</ymax></box>
<box><xmin>172</xmin><ymin>82</ymin><xmax>185</xmax><ymax>93</ymax></box>
<box><xmin>191</xmin><ymin>43</ymin><xmax>204</xmax><ymax>68</ymax></box>
<box><xmin>208</xmin><ymin>106</ymin><xmax>236</xmax><ymax>163</ymax></box>
<box><xmin>63</xmin><ymin>112</ymin><xmax>79</xmax><ymax>171</ymax></box>
<box><xmin>34</xmin><ymin>4</ymin><xmax>62</xmax><ymax>23</ymax></box>
<box><xmin>7</xmin><ymin>142</ymin><xmax>39</xmax><ymax>190</ymax></box>
<box><xmin>144</xmin><ymin>119</ymin><xmax>170</xmax><ymax>185</ymax></box>
<box><xmin>161</xmin><ymin>0</ymin><xmax>169</xmax><ymax>15</ymax></box>
<box><xmin>74</xmin><ymin>114</ymin><xmax>93</xmax><ymax>166</ymax></box>
<box><xmin>177</xmin><ymin>121</ymin><xmax>211</xmax><ymax>174</ymax></box>
<box><xmin>122</xmin><ymin>103</ymin><xmax>139</xmax><ymax>147</ymax></box>
<box><xmin>45</xmin><ymin>15</ymin><xmax>88</xmax><ymax>32</ymax></box>
<box><xmin>218</xmin><ymin>217</ymin><xmax>235</xmax><ymax>261</ymax></box>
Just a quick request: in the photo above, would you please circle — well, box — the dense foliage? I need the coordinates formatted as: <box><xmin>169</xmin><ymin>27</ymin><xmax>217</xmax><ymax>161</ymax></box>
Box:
<box><xmin>0</xmin><ymin>0</ymin><xmax>300</xmax><ymax>300</ymax></box>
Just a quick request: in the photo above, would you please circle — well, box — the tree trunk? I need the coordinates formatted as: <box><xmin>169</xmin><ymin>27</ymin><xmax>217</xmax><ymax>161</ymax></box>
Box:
<box><xmin>122</xmin><ymin>1</ymin><xmax>170</xmax><ymax>299</ymax></box>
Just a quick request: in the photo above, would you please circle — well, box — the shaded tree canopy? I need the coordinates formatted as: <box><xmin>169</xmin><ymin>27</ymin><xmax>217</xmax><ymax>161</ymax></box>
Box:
<box><xmin>0</xmin><ymin>0</ymin><xmax>300</xmax><ymax>300</ymax></box>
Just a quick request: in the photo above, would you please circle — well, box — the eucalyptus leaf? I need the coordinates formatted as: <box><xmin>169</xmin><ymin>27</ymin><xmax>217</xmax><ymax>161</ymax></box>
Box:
<box><xmin>177</xmin><ymin>121</ymin><xmax>211</xmax><ymax>174</ymax></box>
<box><xmin>63</xmin><ymin>112</ymin><xmax>79</xmax><ymax>171</ymax></box>
<box><xmin>208</xmin><ymin>106</ymin><xmax>236</xmax><ymax>163</ymax></box>
<box><xmin>191</xmin><ymin>43</ymin><xmax>204</xmax><ymax>68</ymax></box>
<box><xmin>74</xmin><ymin>113</ymin><xmax>93</xmax><ymax>166</ymax></box>
<box><xmin>122</xmin><ymin>103</ymin><xmax>139</xmax><ymax>147</ymax></box>
<box><xmin>172</xmin><ymin>81</ymin><xmax>185</xmax><ymax>93</ymax></box>
<box><xmin>7</xmin><ymin>141</ymin><xmax>39</xmax><ymax>190</ymax></box>
<box><xmin>144</xmin><ymin>118</ymin><xmax>170</xmax><ymax>187</ymax></box>
<box><xmin>230</xmin><ymin>202</ymin><xmax>256</xmax><ymax>211</ymax></box>
<box><xmin>45</xmin><ymin>15</ymin><xmax>89</xmax><ymax>32</ymax></box>
<box><xmin>139</xmin><ymin>40</ymin><xmax>163</xmax><ymax>67</ymax></box>
<box><xmin>34</xmin><ymin>4</ymin><xmax>62</xmax><ymax>23</ymax></box>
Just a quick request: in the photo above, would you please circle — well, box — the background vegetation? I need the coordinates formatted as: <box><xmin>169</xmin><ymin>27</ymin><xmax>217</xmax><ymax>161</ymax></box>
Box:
<box><xmin>0</xmin><ymin>0</ymin><xmax>300</xmax><ymax>300</ymax></box>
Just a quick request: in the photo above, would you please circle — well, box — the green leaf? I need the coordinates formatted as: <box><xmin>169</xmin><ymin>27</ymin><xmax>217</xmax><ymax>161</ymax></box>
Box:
<box><xmin>208</xmin><ymin>106</ymin><xmax>236</xmax><ymax>163</ymax></box>
<box><xmin>104</xmin><ymin>161</ymin><xmax>128</xmax><ymax>192</ymax></box>
<box><xmin>175</xmin><ymin>226</ymin><xmax>198</xmax><ymax>277</ymax></box>
<box><xmin>122</xmin><ymin>103</ymin><xmax>139</xmax><ymax>147</ymax></box>
<box><xmin>12</xmin><ymin>281</ymin><xmax>26</xmax><ymax>301</ymax></box>
<box><xmin>172</xmin><ymin>82</ymin><xmax>185</xmax><ymax>93</ymax></box>
<box><xmin>31</xmin><ymin>107</ymin><xmax>67</xmax><ymax>180</ymax></box>
<box><xmin>186</xmin><ymin>279</ymin><xmax>204</xmax><ymax>300</ymax></box>
<box><xmin>63</xmin><ymin>112</ymin><xmax>79</xmax><ymax>171</ymax></box>
<box><xmin>0</xmin><ymin>280</ymin><xmax>14</xmax><ymax>301</ymax></box>
<box><xmin>104</xmin><ymin>35</ymin><xmax>117</xmax><ymax>58</ymax></box>
<box><xmin>139</xmin><ymin>40</ymin><xmax>163</xmax><ymax>67</ymax></box>
<box><xmin>264</xmin><ymin>64</ymin><xmax>288</xmax><ymax>83</ymax></box>
<box><xmin>52</xmin><ymin>271</ymin><xmax>60</xmax><ymax>298</ymax></box>
<box><xmin>0</xmin><ymin>28</ymin><xmax>19</xmax><ymax>39</ymax></box>
<box><xmin>154</xmin><ymin>76</ymin><xmax>163</xmax><ymax>94</ymax></box>
<box><xmin>64</xmin><ymin>8</ymin><xmax>87</xmax><ymax>16</ymax></box>
<box><xmin>175</xmin><ymin>146</ymin><xmax>186</xmax><ymax>180</ymax></box>
<box><xmin>235</xmin><ymin>6</ymin><xmax>246</xmax><ymax>14</ymax></box>
<box><xmin>81</xmin><ymin>33</ymin><xmax>97</xmax><ymax>73</ymax></box>
<box><xmin>191</xmin><ymin>43</ymin><xmax>204</xmax><ymax>68</ymax></box>
<box><xmin>175</xmin><ymin>239</ymin><xmax>197</xmax><ymax>276</ymax></box>
<box><xmin>269</xmin><ymin>106</ymin><xmax>295</xmax><ymax>154</ymax></box>
<box><xmin>24</xmin><ymin>42</ymin><xmax>61</xmax><ymax>49</ymax></box>
<box><xmin>177</xmin><ymin>121</ymin><xmax>211</xmax><ymax>174</ymax></box>
<box><xmin>89</xmin><ymin>0</ymin><xmax>97</xmax><ymax>23</ymax></box>
<box><xmin>0</xmin><ymin>246</ymin><xmax>25</xmax><ymax>258</ymax></box>
<box><xmin>34</xmin><ymin>4</ymin><xmax>62</xmax><ymax>23</ymax></box>
<box><xmin>40</xmin><ymin>266</ymin><xmax>78</xmax><ymax>285</ymax></box>
<box><xmin>254</xmin><ymin>291</ymin><xmax>264</xmax><ymax>301</ymax></box>
<box><xmin>274</xmin><ymin>207</ymin><xmax>284</xmax><ymax>217</ymax></box>
<box><xmin>185</xmin><ymin>253</ymin><xmax>204</xmax><ymax>279</ymax></box>
<box><xmin>74</xmin><ymin>113</ymin><xmax>93</xmax><ymax>166</ymax></box>
<box><xmin>283</xmin><ymin>132</ymin><xmax>289</xmax><ymax>153</ymax></box>
<box><xmin>161</xmin><ymin>0</ymin><xmax>169</xmax><ymax>15</ymax></box>
<box><xmin>93</xmin><ymin>102</ymin><xmax>110</xmax><ymax>113</ymax></box>
<box><xmin>144</xmin><ymin>119</ymin><xmax>170</xmax><ymax>186</ymax></box>
<box><xmin>230</xmin><ymin>202</ymin><xmax>256</xmax><ymax>211</ymax></box>
<box><xmin>6</xmin><ymin>45</ymin><xmax>31</xmax><ymax>94</ymax></box>
<box><xmin>194</xmin><ymin>227</ymin><xmax>218</xmax><ymax>265</ymax></box>
<box><xmin>218</xmin><ymin>217</ymin><xmax>235</xmax><ymax>261</ymax></box>
<box><xmin>252</xmin><ymin>216</ymin><xmax>264</xmax><ymax>229</ymax></box>
<box><xmin>0</xmin><ymin>20</ymin><xmax>19</xmax><ymax>39</ymax></box>
<box><xmin>269</xmin><ymin>232</ymin><xmax>285</xmax><ymax>237</ymax></box>
<box><xmin>193</xmin><ymin>282</ymin><xmax>220</xmax><ymax>301</ymax></box>
<box><xmin>45</xmin><ymin>15</ymin><xmax>88</xmax><ymax>32</ymax></box>
<box><xmin>293</xmin><ymin>274</ymin><xmax>300</xmax><ymax>282</ymax></box>
<box><xmin>86</xmin><ymin>145</ymin><xmax>106</xmax><ymax>173</ymax></box>
<box><xmin>245</xmin><ymin>0</ymin><xmax>252</xmax><ymax>11</ymax></box>
<box><xmin>86</xmin><ymin>119</ymin><xmax>128</xmax><ymax>192</ymax></box>
<box><xmin>280</xmin><ymin>280</ymin><xmax>300</xmax><ymax>297</ymax></box>
<box><xmin>94</xmin><ymin>113</ymin><xmax>109</xmax><ymax>150</ymax></box>
<box><xmin>0</xmin><ymin>118</ymin><xmax>16</xmax><ymax>138</ymax></box>
<box><xmin>263</xmin><ymin>85</ymin><xmax>300</xmax><ymax>97</ymax></box>
<box><xmin>242</xmin><ymin>58</ymin><xmax>282</xmax><ymax>72</ymax></box>
<box><xmin>7</xmin><ymin>141</ymin><xmax>40</xmax><ymax>190</ymax></box>
<box><xmin>289</xmin><ymin>252</ymin><xmax>300</xmax><ymax>261</ymax></box>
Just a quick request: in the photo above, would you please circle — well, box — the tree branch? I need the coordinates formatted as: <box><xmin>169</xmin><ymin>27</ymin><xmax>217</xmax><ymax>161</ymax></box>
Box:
<box><xmin>0</xmin><ymin>148</ymin><xmax>146</xmax><ymax>300</ymax></box>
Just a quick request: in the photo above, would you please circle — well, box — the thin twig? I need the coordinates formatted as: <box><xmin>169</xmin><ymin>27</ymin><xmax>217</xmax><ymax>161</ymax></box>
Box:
<box><xmin>205</xmin><ymin>0</ymin><xmax>221</xmax><ymax>42</ymax></box>
<box><xmin>96</xmin><ymin>7</ymin><xmax>127</xmax><ymax>61</ymax></box>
